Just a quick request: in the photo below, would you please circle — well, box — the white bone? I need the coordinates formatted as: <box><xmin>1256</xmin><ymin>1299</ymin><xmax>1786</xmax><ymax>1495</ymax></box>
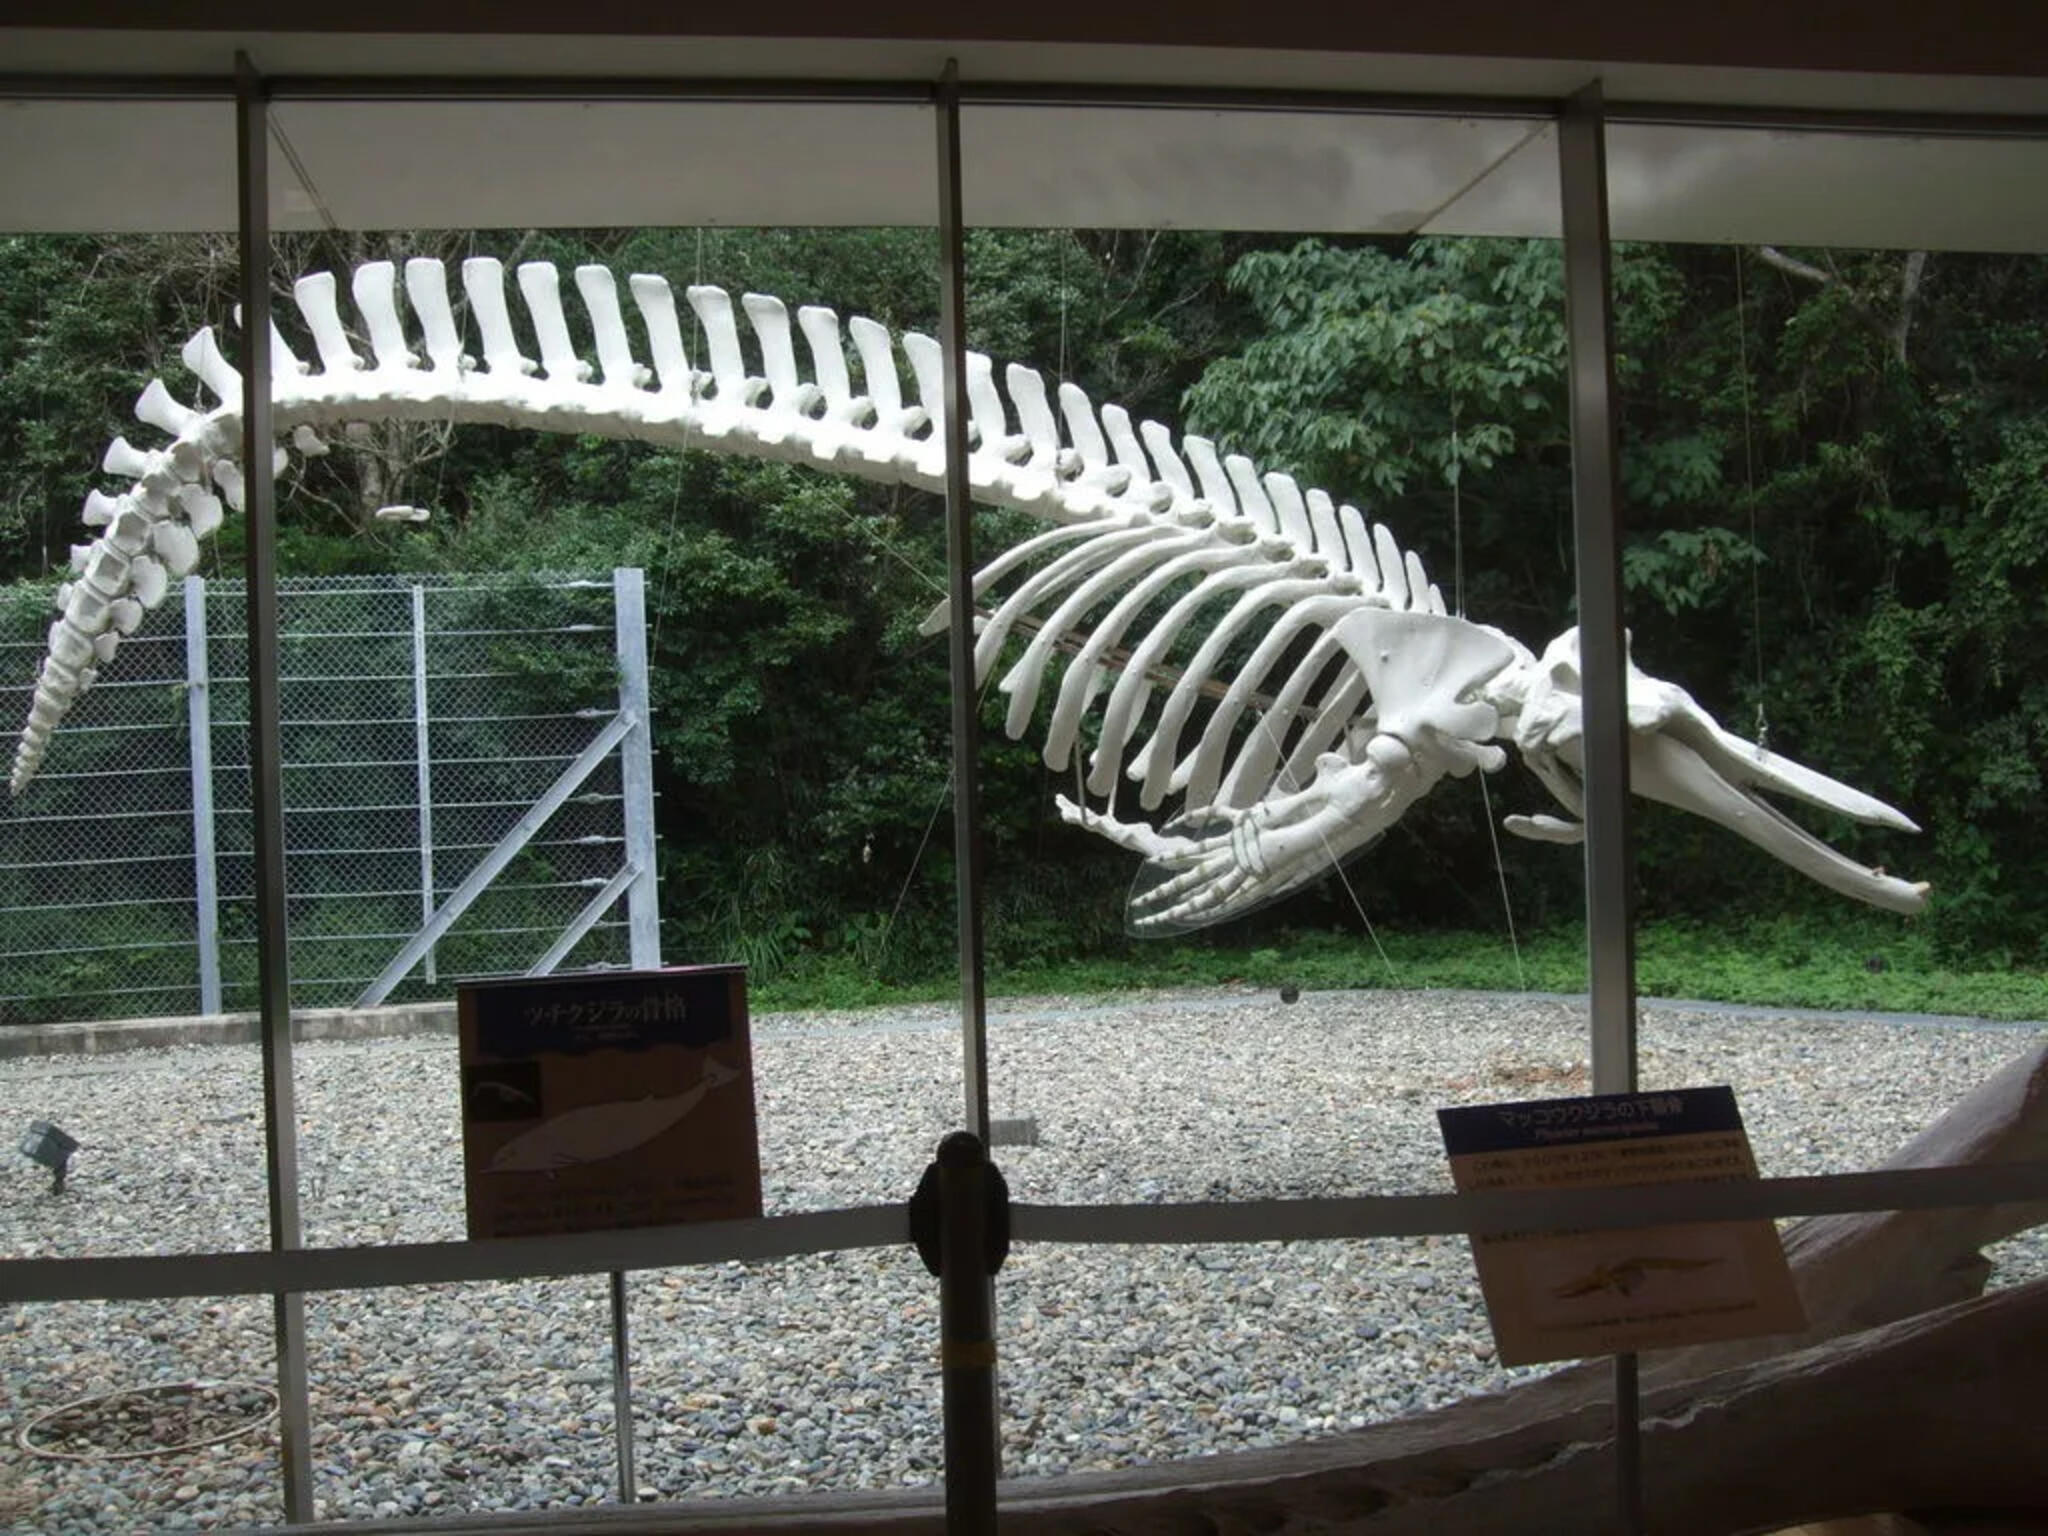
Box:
<box><xmin>405</xmin><ymin>258</ymin><xmax>464</xmax><ymax>373</ymax></box>
<box><xmin>351</xmin><ymin>261</ymin><xmax>415</xmax><ymax>370</ymax></box>
<box><xmin>1373</xmin><ymin>524</ymin><xmax>1409</xmax><ymax>607</ymax></box>
<box><xmin>848</xmin><ymin>315</ymin><xmax>905</xmax><ymax>423</ymax></box>
<box><xmin>578</xmin><ymin>267</ymin><xmax>647</xmax><ymax>391</ymax></box>
<box><xmin>181</xmin><ymin>326</ymin><xmax>242</xmax><ymax>406</ymax></box>
<box><xmin>686</xmin><ymin>286</ymin><xmax>757</xmax><ymax>405</ymax></box>
<box><xmin>1001</xmin><ymin>529</ymin><xmax>1213</xmax><ymax>744</ymax></box>
<box><xmin>627</xmin><ymin>275</ymin><xmax>693</xmax><ymax>395</ymax></box>
<box><xmin>1087</xmin><ymin>562</ymin><xmax>1284</xmax><ymax>798</ymax></box>
<box><xmin>797</xmin><ymin>306</ymin><xmax>855</xmax><ymax>416</ymax></box>
<box><xmin>517</xmin><ymin>262</ymin><xmax>590</xmax><ymax>384</ymax></box>
<box><xmin>1043</xmin><ymin>542</ymin><xmax>1252</xmax><ymax>772</ymax></box>
<box><xmin>294</xmin><ymin>271</ymin><xmax>363</xmax><ymax>374</ymax></box>
<box><xmin>1137</xmin><ymin>577</ymin><xmax>1331</xmax><ymax>808</ymax></box>
<box><xmin>11</xmin><ymin>260</ymin><xmax>1931</xmax><ymax>930</ymax></box>
<box><xmin>269</xmin><ymin>320</ymin><xmax>307</xmax><ymax>376</ymax></box>
<box><xmin>130</xmin><ymin>554</ymin><xmax>168</xmax><ymax>609</ymax></box>
<box><xmin>974</xmin><ymin>527</ymin><xmax>1158</xmax><ymax>686</ymax></box>
<box><xmin>1305</xmin><ymin>489</ymin><xmax>1347</xmax><ymax>569</ymax></box>
<box><xmin>1224</xmin><ymin>455</ymin><xmax>1281</xmax><ymax>539</ymax></box>
<box><xmin>1262</xmin><ymin>472</ymin><xmax>1317</xmax><ymax>553</ymax></box>
<box><xmin>212</xmin><ymin>459</ymin><xmax>245</xmax><ymax>512</ymax></box>
<box><xmin>1140</xmin><ymin>420</ymin><xmax>1197</xmax><ymax>504</ymax></box>
<box><xmin>135</xmin><ymin>378</ymin><xmax>201</xmax><ymax>439</ymax></box>
<box><xmin>741</xmin><ymin>293</ymin><xmax>815</xmax><ymax>418</ymax></box>
<box><xmin>1181</xmin><ymin>436</ymin><xmax>1241</xmax><ymax>522</ymax></box>
<box><xmin>463</xmin><ymin>258</ymin><xmax>535</xmax><ymax>378</ymax></box>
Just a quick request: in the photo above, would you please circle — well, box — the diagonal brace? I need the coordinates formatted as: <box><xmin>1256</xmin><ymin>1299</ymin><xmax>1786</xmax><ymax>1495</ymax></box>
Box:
<box><xmin>355</xmin><ymin>709</ymin><xmax>636</xmax><ymax>1007</ymax></box>
<box><xmin>525</xmin><ymin>859</ymin><xmax>643</xmax><ymax>978</ymax></box>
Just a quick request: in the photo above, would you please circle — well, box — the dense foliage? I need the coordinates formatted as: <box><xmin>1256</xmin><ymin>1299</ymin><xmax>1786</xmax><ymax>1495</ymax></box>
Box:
<box><xmin>1</xmin><ymin>227</ymin><xmax>2042</xmax><ymax>991</ymax></box>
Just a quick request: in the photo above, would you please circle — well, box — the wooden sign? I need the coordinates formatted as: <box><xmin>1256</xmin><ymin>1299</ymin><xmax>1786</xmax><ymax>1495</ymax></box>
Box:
<box><xmin>459</xmin><ymin>965</ymin><xmax>762</xmax><ymax>1240</ymax></box>
<box><xmin>1437</xmin><ymin>1086</ymin><xmax>1804</xmax><ymax>1366</ymax></box>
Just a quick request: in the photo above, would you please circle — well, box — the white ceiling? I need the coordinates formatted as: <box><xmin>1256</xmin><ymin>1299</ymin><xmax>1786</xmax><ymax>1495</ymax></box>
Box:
<box><xmin>1</xmin><ymin>36</ymin><xmax>2045</xmax><ymax>249</ymax></box>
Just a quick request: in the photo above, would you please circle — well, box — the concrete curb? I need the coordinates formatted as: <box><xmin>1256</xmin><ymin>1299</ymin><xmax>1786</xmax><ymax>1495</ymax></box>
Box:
<box><xmin>0</xmin><ymin>1001</ymin><xmax>457</xmax><ymax>1059</ymax></box>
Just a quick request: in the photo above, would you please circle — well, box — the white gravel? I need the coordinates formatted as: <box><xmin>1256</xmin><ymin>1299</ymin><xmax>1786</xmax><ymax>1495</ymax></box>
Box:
<box><xmin>2</xmin><ymin>988</ymin><xmax>2042</xmax><ymax>1532</ymax></box>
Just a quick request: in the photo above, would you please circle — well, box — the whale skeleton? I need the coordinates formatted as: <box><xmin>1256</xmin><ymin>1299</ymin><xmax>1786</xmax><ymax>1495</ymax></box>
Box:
<box><xmin>11</xmin><ymin>255</ymin><xmax>1929</xmax><ymax>931</ymax></box>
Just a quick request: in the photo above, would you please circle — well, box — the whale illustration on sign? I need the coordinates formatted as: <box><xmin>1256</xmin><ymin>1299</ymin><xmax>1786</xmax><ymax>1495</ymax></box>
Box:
<box><xmin>487</xmin><ymin>1057</ymin><xmax>741</xmax><ymax>1173</ymax></box>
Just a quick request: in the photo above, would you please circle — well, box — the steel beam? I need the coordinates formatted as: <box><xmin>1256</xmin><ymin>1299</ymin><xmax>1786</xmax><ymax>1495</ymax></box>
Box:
<box><xmin>237</xmin><ymin>49</ymin><xmax>316</xmax><ymax>1526</ymax></box>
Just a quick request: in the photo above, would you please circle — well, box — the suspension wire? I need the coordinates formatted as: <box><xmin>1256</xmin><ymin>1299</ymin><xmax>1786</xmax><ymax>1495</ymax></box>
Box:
<box><xmin>1450</xmin><ymin>398</ymin><xmax>1465</xmax><ymax>618</ymax></box>
<box><xmin>1238</xmin><ymin>704</ymin><xmax>1397</xmax><ymax>984</ymax></box>
<box><xmin>650</xmin><ymin>229</ymin><xmax>708</xmax><ymax>659</ymax></box>
<box><xmin>1450</xmin><ymin>395</ymin><xmax>1525</xmax><ymax>986</ymax></box>
<box><xmin>1734</xmin><ymin>248</ymin><xmax>1770</xmax><ymax>752</ymax></box>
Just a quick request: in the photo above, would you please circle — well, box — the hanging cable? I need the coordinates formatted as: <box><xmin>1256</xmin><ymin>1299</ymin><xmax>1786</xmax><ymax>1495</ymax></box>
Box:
<box><xmin>650</xmin><ymin>229</ymin><xmax>708</xmax><ymax>660</ymax></box>
<box><xmin>1734</xmin><ymin>248</ymin><xmax>1770</xmax><ymax>754</ymax></box>
<box><xmin>1450</xmin><ymin>393</ymin><xmax>1524</xmax><ymax>985</ymax></box>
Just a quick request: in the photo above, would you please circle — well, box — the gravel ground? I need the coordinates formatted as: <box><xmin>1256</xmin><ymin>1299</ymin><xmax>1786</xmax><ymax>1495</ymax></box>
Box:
<box><xmin>2</xmin><ymin>988</ymin><xmax>2042</xmax><ymax>1532</ymax></box>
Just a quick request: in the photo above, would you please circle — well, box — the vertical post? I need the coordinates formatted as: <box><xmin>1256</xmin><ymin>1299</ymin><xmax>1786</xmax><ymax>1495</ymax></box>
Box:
<box><xmin>610</xmin><ymin>1269</ymin><xmax>637</xmax><ymax>1504</ymax></box>
<box><xmin>184</xmin><ymin>575</ymin><xmax>223</xmax><ymax>1017</ymax></box>
<box><xmin>412</xmin><ymin>584</ymin><xmax>437</xmax><ymax>985</ymax></box>
<box><xmin>934</xmin><ymin>60</ymin><xmax>990</xmax><ymax>1145</ymax></box>
<box><xmin>935</xmin><ymin>1132</ymin><xmax>999</xmax><ymax>1536</ymax></box>
<box><xmin>612</xmin><ymin>567</ymin><xmax>661</xmax><ymax>970</ymax></box>
<box><xmin>237</xmin><ymin>51</ymin><xmax>315</xmax><ymax>1526</ymax></box>
<box><xmin>1558</xmin><ymin>81</ymin><xmax>1643</xmax><ymax>1536</ymax></box>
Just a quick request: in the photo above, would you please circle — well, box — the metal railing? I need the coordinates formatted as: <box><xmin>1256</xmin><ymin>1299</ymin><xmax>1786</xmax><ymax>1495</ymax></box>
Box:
<box><xmin>0</xmin><ymin>569</ymin><xmax>659</xmax><ymax>1025</ymax></box>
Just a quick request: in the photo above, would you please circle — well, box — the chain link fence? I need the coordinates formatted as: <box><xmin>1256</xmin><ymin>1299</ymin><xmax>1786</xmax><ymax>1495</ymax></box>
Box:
<box><xmin>1</xmin><ymin>570</ymin><xmax>657</xmax><ymax>1026</ymax></box>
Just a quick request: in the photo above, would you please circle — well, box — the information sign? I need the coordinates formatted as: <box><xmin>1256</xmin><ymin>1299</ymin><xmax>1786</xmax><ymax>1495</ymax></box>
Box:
<box><xmin>459</xmin><ymin>965</ymin><xmax>762</xmax><ymax>1240</ymax></box>
<box><xmin>1437</xmin><ymin>1086</ymin><xmax>1803</xmax><ymax>1365</ymax></box>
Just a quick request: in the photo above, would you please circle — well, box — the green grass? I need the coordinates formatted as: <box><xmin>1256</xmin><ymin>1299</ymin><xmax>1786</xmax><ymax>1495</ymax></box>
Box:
<box><xmin>750</xmin><ymin>915</ymin><xmax>2048</xmax><ymax>1022</ymax></box>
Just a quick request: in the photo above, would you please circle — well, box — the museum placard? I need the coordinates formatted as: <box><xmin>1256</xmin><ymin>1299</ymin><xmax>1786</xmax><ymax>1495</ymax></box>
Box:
<box><xmin>459</xmin><ymin>965</ymin><xmax>762</xmax><ymax>1240</ymax></box>
<box><xmin>1437</xmin><ymin>1086</ymin><xmax>1804</xmax><ymax>1366</ymax></box>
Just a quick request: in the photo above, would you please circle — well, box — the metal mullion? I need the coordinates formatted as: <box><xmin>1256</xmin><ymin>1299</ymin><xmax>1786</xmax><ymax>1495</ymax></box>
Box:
<box><xmin>1558</xmin><ymin>80</ymin><xmax>1642</xmax><ymax>1536</ymax></box>
<box><xmin>934</xmin><ymin>60</ymin><xmax>1001</xmax><ymax>1531</ymax></box>
<box><xmin>236</xmin><ymin>52</ymin><xmax>315</xmax><ymax>1526</ymax></box>
<box><xmin>935</xmin><ymin>62</ymin><xmax>990</xmax><ymax>1147</ymax></box>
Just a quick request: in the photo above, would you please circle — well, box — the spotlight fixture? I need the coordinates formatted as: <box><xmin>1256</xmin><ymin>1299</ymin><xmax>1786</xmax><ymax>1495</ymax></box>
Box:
<box><xmin>19</xmin><ymin>1120</ymin><xmax>79</xmax><ymax>1194</ymax></box>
